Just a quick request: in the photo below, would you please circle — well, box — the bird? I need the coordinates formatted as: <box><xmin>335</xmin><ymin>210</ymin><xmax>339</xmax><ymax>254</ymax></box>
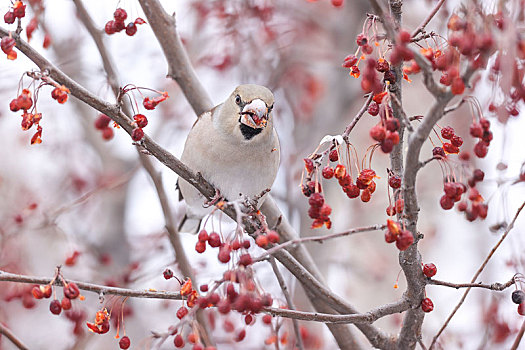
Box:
<box><xmin>178</xmin><ymin>84</ymin><xmax>280</xmax><ymax>233</ymax></box>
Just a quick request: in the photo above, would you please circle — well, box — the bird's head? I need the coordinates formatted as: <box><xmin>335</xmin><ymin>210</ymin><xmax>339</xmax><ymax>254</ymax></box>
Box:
<box><xmin>216</xmin><ymin>84</ymin><xmax>275</xmax><ymax>141</ymax></box>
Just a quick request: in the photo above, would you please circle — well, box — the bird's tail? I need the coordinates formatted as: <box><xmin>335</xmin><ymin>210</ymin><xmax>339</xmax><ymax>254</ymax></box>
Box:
<box><xmin>178</xmin><ymin>215</ymin><xmax>201</xmax><ymax>234</ymax></box>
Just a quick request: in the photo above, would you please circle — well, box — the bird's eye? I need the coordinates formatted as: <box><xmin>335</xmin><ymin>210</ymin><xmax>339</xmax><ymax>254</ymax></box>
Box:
<box><xmin>235</xmin><ymin>95</ymin><xmax>242</xmax><ymax>105</ymax></box>
<box><xmin>268</xmin><ymin>103</ymin><xmax>274</xmax><ymax>112</ymax></box>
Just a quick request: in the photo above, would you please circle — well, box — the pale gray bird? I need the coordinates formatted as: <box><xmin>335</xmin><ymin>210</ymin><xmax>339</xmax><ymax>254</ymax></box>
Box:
<box><xmin>178</xmin><ymin>84</ymin><xmax>280</xmax><ymax>233</ymax></box>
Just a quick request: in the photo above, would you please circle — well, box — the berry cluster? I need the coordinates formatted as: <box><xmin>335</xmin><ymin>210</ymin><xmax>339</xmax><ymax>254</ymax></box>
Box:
<box><xmin>470</xmin><ymin>118</ymin><xmax>492</xmax><ymax>158</ymax></box>
<box><xmin>368</xmin><ymin>96</ymin><xmax>401</xmax><ymax>154</ymax></box>
<box><xmin>3</xmin><ymin>1</ymin><xmax>26</xmax><ymax>25</ymax></box>
<box><xmin>384</xmin><ymin>219</ymin><xmax>414</xmax><ymax>251</ymax></box>
<box><xmin>104</xmin><ymin>8</ymin><xmax>146</xmax><ymax>36</ymax></box>
<box><xmin>86</xmin><ymin>308</ymin><xmax>110</xmax><ymax>334</ymax></box>
<box><xmin>439</xmin><ymin>126</ymin><xmax>463</xmax><ymax>154</ymax></box>
<box><xmin>94</xmin><ymin>114</ymin><xmax>115</xmax><ymax>140</ymax></box>
<box><xmin>32</xmin><ymin>281</ymin><xmax>81</xmax><ymax>316</ymax></box>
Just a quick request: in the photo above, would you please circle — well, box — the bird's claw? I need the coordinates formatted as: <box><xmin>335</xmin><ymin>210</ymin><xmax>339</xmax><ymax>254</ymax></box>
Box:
<box><xmin>203</xmin><ymin>189</ymin><xmax>223</xmax><ymax>208</ymax></box>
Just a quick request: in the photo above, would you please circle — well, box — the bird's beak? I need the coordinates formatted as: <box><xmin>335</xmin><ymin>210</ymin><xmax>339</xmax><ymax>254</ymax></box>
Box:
<box><xmin>240</xmin><ymin>99</ymin><xmax>268</xmax><ymax>129</ymax></box>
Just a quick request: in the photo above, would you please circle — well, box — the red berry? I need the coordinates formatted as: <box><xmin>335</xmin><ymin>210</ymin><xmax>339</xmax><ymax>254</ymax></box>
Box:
<box><xmin>480</xmin><ymin>118</ymin><xmax>490</xmax><ymax>130</ymax></box>
<box><xmin>384</xmin><ymin>230</ymin><xmax>396</xmax><ymax>243</ymax></box>
<box><xmin>474</xmin><ymin>141</ymin><xmax>488</xmax><ymax>158</ymax></box>
<box><xmin>218</xmin><ymin>245</ymin><xmax>231</xmax><ymax>263</ymax></box>
<box><xmin>441</xmin><ymin>126</ymin><xmax>455</xmax><ymax>140</ymax></box>
<box><xmin>367</xmin><ymin>102</ymin><xmax>379</xmax><ymax>116</ymax></box>
<box><xmin>518</xmin><ymin>303</ymin><xmax>525</xmax><ymax>316</ymax></box>
<box><xmin>133</xmin><ymin>114</ymin><xmax>148</xmax><ymax>128</ymax></box>
<box><xmin>398</xmin><ymin>30</ymin><xmax>411</xmax><ymax>44</ymax></box>
<box><xmin>322</xmin><ymin>166</ymin><xmax>334</xmax><ymax>179</ymax></box>
<box><xmin>370</xmin><ymin>124</ymin><xmax>386</xmax><ymax>142</ymax></box>
<box><xmin>334</xmin><ymin>164</ymin><xmax>346</xmax><ymax>179</ymax></box>
<box><xmin>176</xmin><ymin>306</ymin><xmax>189</xmax><ymax>319</ymax></box>
<box><xmin>50</xmin><ymin>300</ymin><xmax>62</xmax><ymax>315</ymax></box>
<box><xmin>125</xmin><ymin>22</ymin><xmax>137</xmax><ymax>36</ymax></box>
<box><xmin>198</xmin><ymin>230</ymin><xmax>209</xmax><ymax>242</ymax></box>
<box><xmin>303</xmin><ymin>158</ymin><xmax>314</xmax><ymax>173</ymax></box>
<box><xmin>239</xmin><ymin>254</ymin><xmax>252</xmax><ymax>267</ymax></box>
<box><xmin>64</xmin><ymin>282</ymin><xmax>80</xmax><ymax>299</ymax></box>
<box><xmin>1</xmin><ymin>37</ymin><xmax>16</xmax><ymax>54</ymax></box>
<box><xmin>432</xmin><ymin>147</ymin><xmax>446</xmax><ymax>158</ymax></box>
<box><xmin>101</xmin><ymin>127</ymin><xmax>114</xmax><ymax>140</ymax></box>
<box><xmin>262</xmin><ymin>314</ymin><xmax>272</xmax><ymax>324</ymax></box>
<box><xmin>308</xmin><ymin>193</ymin><xmax>324</xmax><ymax>207</ymax></box>
<box><xmin>360</xmin><ymin>189</ymin><xmax>371</xmax><ymax>202</ymax></box>
<box><xmin>423</xmin><ymin>263</ymin><xmax>437</xmax><ymax>278</ymax></box>
<box><xmin>451</xmin><ymin>77</ymin><xmax>465</xmax><ymax>95</ymax></box>
<box><xmin>387</xmin><ymin>131</ymin><xmax>400</xmax><ymax>145</ymax></box>
<box><xmin>421</xmin><ymin>298</ymin><xmax>434</xmax><ymax>312</ymax></box>
<box><xmin>356</xmin><ymin>33</ymin><xmax>368</xmax><ymax>46</ymax></box>
<box><xmin>95</xmin><ymin>114</ymin><xmax>111</xmax><ymax>129</ymax></box>
<box><xmin>4</xmin><ymin>11</ymin><xmax>15</xmax><ymax>24</ymax></box>
<box><xmin>331</xmin><ymin>0</ymin><xmax>344</xmax><ymax>7</ymax></box>
<box><xmin>440</xmin><ymin>195</ymin><xmax>454</xmax><ymax>210</ymax></box>
<box><xmin>174</xmin><ymin>334</ymin><xmax>185</xmax><ymax>348</ymax></box>
<box><xmin>451</xmin><ymin>135</ymin><xmax>463</xmax><ymax>147</ymax></box>
<box><xmin>208</xmin><ymin>232</ymin><xmax>221</xmax><ymax>247</ymax></box>
<box><xmin>105</xmin><ymin>21</ymin><xmax>117</xmax><ymax>35</ymax></box>
<box><xmin>12</xmin><ymin>1</ymin><xmax>26</xmax><ymax>18</ymax></box>
<box><xmin>385</xmin><ymin>118</ymin><xmax>400</xmax><ymax>132</ymax></box>
<box><xmin>114</xmin><ymin>8</ymin><xmax>128</xmax><ymax>22</ymax></box>
<box><xmin>342</xmin><ymin>54</ymin><xmax>358</xmax><ymax>68</ymax></box>
<box><xmin>119</xmin><ymin>336</ymin><xmax>131</xmax><ymax>349</ymax></box>
<box><xmin>473</xmin><ymin>169</ymin><xmax>485</xmax><ymax>182</ymax></box>
<box><xmin>163</xmin><ymin>268</ymin><xmax>173</xmax><ymax>280</ymax></box>
<box><xmin>443</xmin><ymin>142</ymin><xmax>459</xmax><ymax>154</ymax></box>
<box><xmin>267</xmin><ymin>230</ymin><xmax>279</xmax><ymax>243</ymax></box>
<box><xmin>61</xmin><ymin>297</ymin><xmax>72</xmax><ymax>310</ymax></box>
<box><xmin>329</xmin><ymin>149</ymin><xmax>339</xmax><ymax>162</ymax></box>
<box><xmin>395</xmin><ymin>230</ymin><xmax>414</xmax><ymax>251</ymax></box>
<box><xmin>389</xmin><ymin>176</ymin><xmax>401</xmax><ymax>189</ymax></box>
<box><xmin>470</xmin><ymin>123</ymin><xmax>483</xmax><ymax>138</ymax></box>
<box><xmin>256</xmin><ymin>235</ymin><xmax>268</xmax><ymax>248</ymax></box>
<box><xmin>131</xmin><ymin>127</ymin><xmax>144</xmax><ymax>141</ymax></box>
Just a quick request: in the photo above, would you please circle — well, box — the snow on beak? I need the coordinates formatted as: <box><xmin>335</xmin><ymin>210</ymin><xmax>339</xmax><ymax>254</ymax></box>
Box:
<box><xmin>240</xmin><ymin>99</ymin><xmax>268</xmax><ymax>129</ymax></box>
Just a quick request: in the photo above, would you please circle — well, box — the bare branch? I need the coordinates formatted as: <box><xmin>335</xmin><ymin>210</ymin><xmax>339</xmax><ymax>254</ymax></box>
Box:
<box><xmin>411</xmin><ymin>0</ymin><xmax>447</xmax><ymax>38</ymax></box>
<box><xmin>427</xmin><ymin>277</ymin><xmax>516</xmax><ymax>291</ymax></box>
<box><xmin>0</xmin><ymin>270</ymin><xmax>183</xmax><ymax>300</ymax></box>
<box><xmin>255</xmin><ymin>224</ymin><xmax>386</xmax><ymax>262</ymax></box>
<box><xmin>342</xmin><ymin>94</ymin><xmax>374</xmax><ymax>142</ymax></box>
<box><xmin>269</xmin><ymin>258</ymin><xmax>305</xmax><ymax>350</ymax></box>
<box><xmin>429</xmin><ymin>201</ymin><xmax>525</xmax><ymax>349</ymax></box>
<box><xmin>0</xmin><ymin>323</ymin><xmax>29</xmax><ymax>350</ymax></box>
<box><xmin>265</xmin><ymin>298</ymin><xmax>410</xmax><ymax>324</ymax></box>
<box><xmin>511</xmin><ymin>320</ymin><xmax>525</xmax><ymax>350</ymax></box>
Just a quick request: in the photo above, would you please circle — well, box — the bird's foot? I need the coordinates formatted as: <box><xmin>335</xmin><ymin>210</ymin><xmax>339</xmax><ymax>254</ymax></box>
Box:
<box><xmin>203</xmin><ymin>188</ymin><xmax>224</xmax><ymax>208</ymax></box>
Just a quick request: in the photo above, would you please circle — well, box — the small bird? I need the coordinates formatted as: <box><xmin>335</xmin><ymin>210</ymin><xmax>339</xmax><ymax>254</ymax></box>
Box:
<box><xmin>178</xmin><ymin>84</ymin><xmax>280</xmax><ymax>233</ymax></box>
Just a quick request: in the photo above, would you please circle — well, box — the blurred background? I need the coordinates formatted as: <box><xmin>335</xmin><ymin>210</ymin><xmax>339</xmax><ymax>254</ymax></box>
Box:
<box><xmin>0</xmin><ymin>0</ymin><xmax>524</xmax><ymax>349</ymax></box>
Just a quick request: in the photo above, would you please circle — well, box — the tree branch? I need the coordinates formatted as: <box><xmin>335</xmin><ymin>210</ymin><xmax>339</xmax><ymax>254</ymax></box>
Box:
<box><xmin>0</xmin><ymin>270</ymin><xmax>183</xmax><ymax>300</ymax></box>
<box><xmin>411</xmin><ymin>0</ymin><xmax>447</xmax><ymax>38</ymax></box>
<box><xmin>0</xmin><ymin>323</ymin><xmax>29</xmax><ymax>350</ymax></box>
<box><xmin>427</xmin><ymin>277</ymin><xmax>516</xmax><ymax>291</ymax></box>
<box><xmin>429</xmin><ymin>201</ymin><xmax>525</xmax><ymax>349</ymax></box>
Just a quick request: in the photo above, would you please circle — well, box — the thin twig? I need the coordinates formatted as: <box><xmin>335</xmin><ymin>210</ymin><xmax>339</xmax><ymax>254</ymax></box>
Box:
<box><xmin>411</xmin><ymin>0</ymin><xmax>447</xmax><ymax>38</ymax></box>
<box><xmin>443</xmin><ymin>98</ymin><xmax>466</xmax><ymax>115</ymax></box>
<box><xmin>0</xmin><ymin>270</ymin><xmax>183</xmax><ymax>300</ymax></box>
<box><xmin>429</xmin><ymin>201</ymin><xmax>525</xmax><ymax>349</ymax></box>
<box><xmin>427</xmin><ymin>276</ymin><xmax>516</xmax><ymax>291</ymax></box>
<box><xmin>0</xmin><ymin>323</ymin><xmax>29</xmax><ymax>350</ymax></box>
<box><xmin>264</xmin><ymin>298</ymin><xmax>410</xmax><ymax>324</ymax></box>
<box><xmin>269</xmin><ymin>257</ymin><xmax>305</xmax><ymax>350</ymax></box>
<box><xmin>342</xmin><ymin>94</ymin><xmax>374</xmax><ymax>143</ymax></box>
<box><xmin>511</xmin><ymin>319</ymin><xmax>525</xmax><ymax>350</ymax></box>
<box><xmin>254</xmin><ymin>224</ymin><xmax>385</xmax><ymax>263</ymax></box>
<box><xmin>390</xmin><ymin>93</ymin><xmax>414</xmax><ymax>132</ymax></box>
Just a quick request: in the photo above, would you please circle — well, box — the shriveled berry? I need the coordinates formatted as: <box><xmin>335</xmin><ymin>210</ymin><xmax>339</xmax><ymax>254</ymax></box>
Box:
<box><xmin>4</xmin><ymin>11</ymin><xmax>15</xmax><ymax>24</ymax></box>
<box><xmin>433</xmin><ymin>147</ymin><xmax>446</xmax><ymax>158</ymax></box>
<box><xmin>395</xmin><ymin>230</ymin><xmax>414</xmax><ymax>251</ymax></box>
<box><xmin>176</xmin><ymin>306</ymin><xmax>189</xmax><ymax>319</ymax></box>
<box><xmin>423</xmin><ymin>263</ymin><xmax>437</xmax><ymax>278</ymax></box>
<box><xmin>329</xmin><ymin>149</ymin><xmax>339</xmax><ymax>162</ymax></box>
<box><xmin>50</xmin><ymin>300</ymin><xmax>62</xmax><ymax>315</ymax></box>
<box><xmin>441</xmin><ymin>126</ymin><xmax>455</xmax><ymax>140</ymax></box>
<box><xmin>267</xmin><ymin>230</ymin><xmax>279</xmax><ymax>243</ymax></box>
<box><xmin>376</xmin><ymin>59</ymin><xmax>389</xmax><ymax>72</ymax></box>
<box><xmin>1</xmin><ymin>37</ymin><xmax>16</xmax><ymax>54</ymax></box>
<box><xmin>421</xmin><ymin>298</ymin><xmax>434</xmax><ymax>312</ymax></box>
<box><xmin>451</xmin><ymin>135</ymin><xmax>463</xmax><ymax>147</ymax></box>
<box><xmin>367</xmin><ymin>102</ymin><xmax>379</xmax><ymax>116</ymax></box>
<box><xmin>114</xmin><ymin>8</ymin><xmax>128</xmax><ymax>22</ymax></box>
<box><xmin>64</xmin><ymin>282</ymin><xmax>80</xmax><ymax>299</ymax></box>
<box><xmin>334</xmin><ymin>164</ymin><xmax>346</xmax><ymax>179</ymax></box>
<box><xmin>303</xmin><ymin>158</ymin><xmax>314</xmax><ymax>173</ymax></box>
<box><xmin>163</xmin><ymin>268</ymin><xmax>173</xmax><ymax>280</ymax></box>
<box><xmin>385</xmin><ymin>118</ymin><xmax>400</xmax><ymax>132</ymax></box>
<box><xmin>370</xmin><ymin>124</ymin><xmax>386</xmax><ymax>142</ymax></box>
<box><xmin>61</xmin><ymin>297</ymin><xmax>72</xmax><ymax>310</ymax></box>
<box><xmin>119</xmin><ymin>336</ymin><xmax>131</xmax><ymax>349</ymax></box>
<box><xmin>308</xmin><ymin>193</ymin><xmax>324</xmax><ymax>207</ymax></box>
<box><xmin>389</xmin><ymin>176</ymin><xmax>401</xmax><ymax>189</ymax></box>
<box><xmin>322</xmin><ymin>166</ymin><xmax>334</xmax><ymax>179</ymax></box>
<box><xmin>512</xmin><ymin>290</ymin><xmax>525</xmax><ymax>304</ymax></box>
<box><xmin>131</xmin><ymin>127</ymin><xmax>144</xmax><ymax>141</ymax></box>
<box><xmin>133</xmin><ymin>114</ymin><xmax>148</xmax><ymax>128</ymax></box>
<box><xmin>356</xmin><ymin>33</ymin><xmax>368</xmax><ymax>46</ymax></box>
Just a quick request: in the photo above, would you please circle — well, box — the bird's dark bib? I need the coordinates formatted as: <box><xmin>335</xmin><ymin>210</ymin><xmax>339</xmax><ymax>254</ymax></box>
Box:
<box><xmin>239</xmin><ymin>123</ymin><xmax>262</xmax><ymax>140</ymax></box>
